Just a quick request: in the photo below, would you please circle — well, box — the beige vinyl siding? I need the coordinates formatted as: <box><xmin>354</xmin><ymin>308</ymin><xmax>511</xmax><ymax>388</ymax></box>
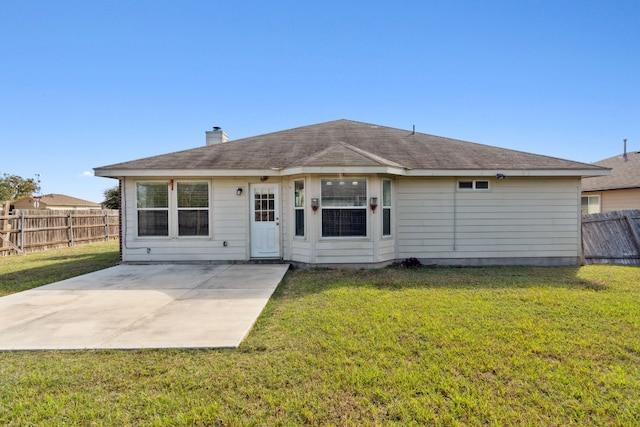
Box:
<box><xmin>290</xmin><ymin>240</ymin><xmax>312</xmax><ymax>263</ymax></box>
<box><xmin>397</xmin><ymin>179</ymin><xmax>454</xmax><ymax>255</ymax></box>
<box><xmin>397</xmin><ymin>177</ymin><xmax>581</xmax><ymax>262</ymax></box>
<box><xmin>211</xmin><ymin>180</ymin><xmax>249</xmax><ymax>260</ymax></box>
<box><xmin>121</xmin><ymin>177</ymin><xmax>249</xmax><ymax>262</ymax></box>
<box><xmin>378</xmin><ymin>238</ymin><xmax>396</xmax><ymax>262</ymax></box>
<box><xmin>586</xmin><ymin>188</ymin><xmax>640</xmax><ymax>212</ymax></box>
<box><xmin>315</xmin><ymin>240</ymin><xmax>375</xmax><ymax>264</ymax></box>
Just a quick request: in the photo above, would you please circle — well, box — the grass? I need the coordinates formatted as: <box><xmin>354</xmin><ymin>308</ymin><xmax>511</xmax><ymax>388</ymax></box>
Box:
<box><xmin>0</xmin><ymin>240</ymin><xmax>120</xmax><ymax>296</ymax></box>
<box><xmin>1</xmin><ymin>245</ymin><xmax>639</xmax><ymax>425</ymax></box>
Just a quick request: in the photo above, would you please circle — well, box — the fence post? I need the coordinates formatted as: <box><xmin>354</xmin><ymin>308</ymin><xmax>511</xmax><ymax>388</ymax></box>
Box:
<box><xmin>68</xmin><ymin>212</ymin><xmax>74</xmax><ymax>246</ymax></box>
<box><xmin>1</xmin><ymin>202</ymin><xmax>9</xmax><ymax>253</ymax></box>
<box><xmin>19</xmin><ymin>211</ymin><xmax>25</xmax><ymax>252</ymax></box>
<box><xmin>105</xmin><ymin>211</ymin><xmax>109</xmax><ymax>240</ymax></box>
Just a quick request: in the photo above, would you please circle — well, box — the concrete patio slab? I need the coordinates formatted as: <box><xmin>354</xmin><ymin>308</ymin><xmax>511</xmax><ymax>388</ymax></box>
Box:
<box><xmin>0</xmin><ymin>263</ymin><xmax>289</xmax><ymax>350</ymax></box>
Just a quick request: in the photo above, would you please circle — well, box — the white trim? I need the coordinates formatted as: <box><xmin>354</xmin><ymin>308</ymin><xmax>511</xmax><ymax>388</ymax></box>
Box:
<box><xmin>382</xmin><ymin>179</ymin><xmax>393</xmax><ymax>237</ymax></box>
<box><xmin>405</xmin><ymin>169</ymin><xmax>610</xmax><ymax>177</ymax></box>
<box><xmin>581</xmin><ymin>194</ymin><xmax>601</xmax><ymax>215</ymax></box>
<box><xmin>250</xmin><ymin>183</ymin><xmax>281</xmax><ymax>258</ymax></box>
<box><xmin>293</xmin><ymin>178</ymin><xmax>306</xmax><ymax>239</ymax></box>
<box><xmin>320</xmin><ymin>177</ymin><xmax>368</xmax><ymax>239</ymax></box>
<box><xmin>96</xmin><ymin>167</ymin><xmax>610</xmax><ymax>179</ymax></box>
<box><xmin>134</xmin><ymin>179</ymin><xmax>212</xmax><ymax>239</ymax></box>
<box><xmin>457</xmin><ymin>179</ymin><xmax>491</xmax><ymax>191</ymax></box>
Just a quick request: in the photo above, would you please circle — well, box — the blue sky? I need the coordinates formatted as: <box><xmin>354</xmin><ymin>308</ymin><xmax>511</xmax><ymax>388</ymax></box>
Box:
<box><xmin>1</xmin><ymin>0</ymin><xmax>639</xmax><ymax>203</ymax></box>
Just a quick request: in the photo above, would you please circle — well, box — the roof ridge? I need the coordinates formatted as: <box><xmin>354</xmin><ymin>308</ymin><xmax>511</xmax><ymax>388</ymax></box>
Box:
<box><xmin>337</xmin><ymin>141</ymin><xmax>405</xmax><ymax>168</ymax></box>
<box><xmin>289</xmin><ymin>143</ymin><xmax>338</xmax><ymax>166</ymax></box>
<box><xmin>593</xmin><ymin>150</ymin><xmax>640</xmax><ymax>164</ymax></box>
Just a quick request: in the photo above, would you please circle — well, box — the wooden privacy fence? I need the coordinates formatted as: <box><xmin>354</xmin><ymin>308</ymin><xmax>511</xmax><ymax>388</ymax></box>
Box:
<box><xmin>582</xmin><ymin>209</ymin><xmax>640</xmax><ymax>265</ymax></box>
<box><xmin>0</xmin><ymin>209</ymin><xmax>119</xmax><ymax>256</ymax></box>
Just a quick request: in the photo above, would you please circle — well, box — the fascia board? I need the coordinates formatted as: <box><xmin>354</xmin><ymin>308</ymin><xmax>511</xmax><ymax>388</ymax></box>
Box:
<box><xmin>94</xmin><ymin>169</ymin><xmax>281</xmax><ymax>177</ymax></box>
<box><xmin>94</xmin><ymin>166</ymin><xmax>409</xmax><ymax>177</ymax></box>
<box><xmin>94</xmin><ymin>167</ymin><xmax>610</xmax><ymax>178</ymax></box>
<box><xmin>404</xmin><ymin>169</ymin><xmax>611</xmax><ymax>177</ymax></box>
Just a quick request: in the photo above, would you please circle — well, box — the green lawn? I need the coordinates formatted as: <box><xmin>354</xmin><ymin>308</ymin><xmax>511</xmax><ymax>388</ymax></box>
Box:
<box><xmin>1</xmin><ymin>245</ymin><xmax>639</xmax><ymax>425</ymax></box>
<box><xmin>0</xmin><ymin>240</ymin><xmax>120</xmax><ymax>297</ymax></box>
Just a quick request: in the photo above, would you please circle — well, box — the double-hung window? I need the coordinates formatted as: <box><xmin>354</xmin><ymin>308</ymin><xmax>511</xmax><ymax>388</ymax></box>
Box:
<box><xmin>136</xmin><ymin>182</ymin><xmax>169</xmax><ymax>236</ymax></box>
<box><xmin>136</xmin><ymin>181</ymin><xmax>210</xmax><ymax>237</ymax></box>
<box><xmin>321</xmin><ymin>179</ymin><xmax>367</xmax><ymax>237</ymax></box>
<box><xmin>177</xmin><ymin>182</ymin><xmax>209</xmax><ymax>236</ymax></box>
<box><xmin>294</xmin><ymin>180</ymin><xmax>305</xmax><ymax>237</ymax></box>
<box><xmin>382</xmin><ymin>179</ymin><xmax>392</xmax><ymax>236</ymax></box>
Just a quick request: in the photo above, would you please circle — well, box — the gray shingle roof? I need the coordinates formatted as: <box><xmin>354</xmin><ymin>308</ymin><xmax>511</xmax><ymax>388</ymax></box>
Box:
<box><xmin>15</xmin><ymin>194</ymin><xmax>101</xmax><ymax>207</ymax></box>
<box><xmin>95</xmin><ymin>119</ymin><xmax>606</xmax><ymax>173</ymax></box>
<box><xmin>582</xmin><ymin>150</ymin><xmax>640</xmax><ymax>191</ymax></box>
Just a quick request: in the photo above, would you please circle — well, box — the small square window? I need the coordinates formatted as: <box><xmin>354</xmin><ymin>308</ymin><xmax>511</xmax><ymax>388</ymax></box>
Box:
<box><xmin>458</xmin><ymin>180</ymin><xmax>490</xmax><ymax>190</ymax></box>
<box><xmin>581</xmin><ymin>195</ymin><xmax>600</xmax><ymax>215</ymax></box>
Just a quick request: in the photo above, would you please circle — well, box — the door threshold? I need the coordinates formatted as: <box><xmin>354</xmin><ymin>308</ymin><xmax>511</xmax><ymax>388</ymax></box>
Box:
<box><xmin>249</xmin><ymin>258</ymin><xmax>284</xmax><ymax>264</ymax></box>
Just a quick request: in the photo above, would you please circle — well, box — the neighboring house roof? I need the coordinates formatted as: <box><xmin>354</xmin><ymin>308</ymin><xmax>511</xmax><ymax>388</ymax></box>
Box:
<box><xmin>15</xmin><ymin>194</ymin><xmax>101</xmax><ymax>208</ymax></box>
<box><xmin>582</xmin><ymin>150</ymin><xmax>640</xmax><ymax>192</ymax></box>
<box><xmin>95</xmin><ymin>119</ymin><xmax>609</xmax><ymax>178</ymax></box>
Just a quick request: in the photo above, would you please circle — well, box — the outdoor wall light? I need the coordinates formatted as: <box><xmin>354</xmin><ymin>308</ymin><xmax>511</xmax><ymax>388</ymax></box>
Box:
<box><xmin>370</xmin><ymin>197</ymin><xmax>378</xmax><ymax>213</ymax></box>
<box><xmin>496</xmin><ymin>173</ymin><xmax>506</xmax><ymax>180</ymax></box>
<box><xmin>236</xmin><ymin>187</ymin><xmax>243</xmax><ymax>196</ymax></box>
<box><xmin>311</xmin><ymin>198</ymin><xmax>319</xmax><ymax>213</ymax></box>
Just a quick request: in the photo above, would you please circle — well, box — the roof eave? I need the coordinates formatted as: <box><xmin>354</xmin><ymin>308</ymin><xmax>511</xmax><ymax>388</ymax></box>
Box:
<box><xmin>582</xmin><ymin>185</ymin><xmax>640</xmax><ymax>192</ymax></box>
<box><xmin>405</xmin><ymin>169</ymin><xmax>611</xmax><ymax>177</ymax></box>
<box><xmin>94</xmin><ymin>166</ymin><xmax>409</xmax><ymax>178</ymax></box>
<box><xmin>96</xmin><ymin>167</ymin><xmax>611</xmax><ymax>179</ymax></box>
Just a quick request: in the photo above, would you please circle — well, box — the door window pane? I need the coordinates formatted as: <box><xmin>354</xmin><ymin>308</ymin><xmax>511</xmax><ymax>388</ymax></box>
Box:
<box><xmin>254</xmin><ymin>187</ymin><xmax>276</xmax><ymax>222</ymax></box>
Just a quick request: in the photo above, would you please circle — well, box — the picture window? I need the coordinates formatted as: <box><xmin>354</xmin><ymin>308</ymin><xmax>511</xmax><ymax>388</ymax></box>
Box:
<box><xmin>321</xmin><ymin>179</ymin><xmax>367</xmax><ymax>237</ymax></box>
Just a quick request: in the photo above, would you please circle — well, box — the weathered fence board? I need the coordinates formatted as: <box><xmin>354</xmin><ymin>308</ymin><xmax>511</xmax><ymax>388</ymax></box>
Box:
<box><xmin>0</xmin><ymin>209</ymin><xmax>119</xmax><ymax>256</ymax></box>
<box><xmin>582</xmin><ymin>209</ymin><xmax>640</xmax><ymax>265</ymax></box>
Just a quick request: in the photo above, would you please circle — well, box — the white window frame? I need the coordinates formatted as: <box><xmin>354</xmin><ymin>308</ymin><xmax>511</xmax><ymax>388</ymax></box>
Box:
<box><xmin>176</xmin><ymin>181</ymin><xmax>210</xmax><ymax>237</ymax></box>
<box><xmin>581</xmin><ymin>195</ymin><xmax>601</xmax><ymax>215</ymax></box>
<box><xmin>320</xmin><ymin>178</ymin><xmax>368</xmax><ymax>238</ymax></box>
<box><xmin>136</xmin><ymin>181</ymin><xmax>169</xmax><ymax>237</ymax></box>
<box><xmin>294</xmin><ymin>179</ymin><xmax>305</xmax><ymax>238</ymax></box>
<box><xmin>135</xmin><ymin>180</ymin><xmax>211</xmax><ymax>239</ymax></box>
<box><xmin>457</xmin><ymin>180</ymin><xmax>491</xmax><ymax>191</ymax></box>
<box><xmin>382</xmin><ymin>179</ymin><xmax>392</xmax><ymax>237</ymax></box>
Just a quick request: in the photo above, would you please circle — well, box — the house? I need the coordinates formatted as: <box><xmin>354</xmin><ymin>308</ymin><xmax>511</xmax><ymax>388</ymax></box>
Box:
<box><xmin>12</xmin><ymin>193</ymin><xmax>102</xmax><ymax>210</ymax></box>
<box><xmin>94</xmin><ymin>119</ymin><xmax>608</xmax><ymax>267</ymax></box>
<box><xmin>581</xmin><ymin>146</ymin><xmax>640</xmax><ymax>214</ymax></box>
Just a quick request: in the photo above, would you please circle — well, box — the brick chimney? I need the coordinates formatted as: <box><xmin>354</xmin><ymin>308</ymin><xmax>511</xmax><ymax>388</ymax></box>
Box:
<box><xmin>205</xmin><ymin>126</ymin><xmax>229</xmax><ymax>146</ymax></box>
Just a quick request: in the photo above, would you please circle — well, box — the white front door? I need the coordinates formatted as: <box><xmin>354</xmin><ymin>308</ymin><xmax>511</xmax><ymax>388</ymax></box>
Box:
<box><xmin>250</xmin><ymin>184</ymin><xmax>280</xmax><ymax>258</ymax></box>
